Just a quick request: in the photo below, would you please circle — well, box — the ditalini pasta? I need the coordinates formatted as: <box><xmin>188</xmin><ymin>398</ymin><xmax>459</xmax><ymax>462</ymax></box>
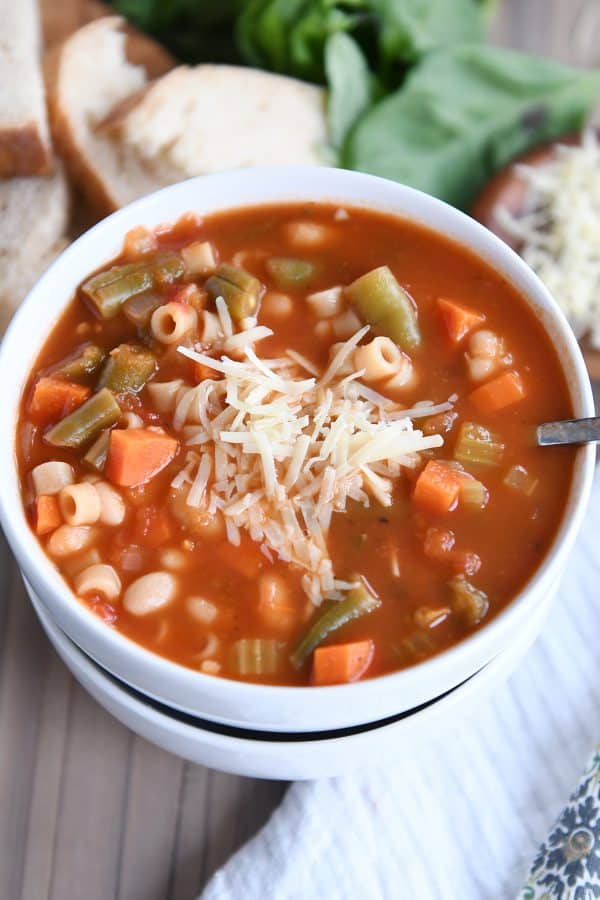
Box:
<box><xmin>18</xmin><ymin>204</ymin><xmax>575</xmax><ymax>686</ymax></box>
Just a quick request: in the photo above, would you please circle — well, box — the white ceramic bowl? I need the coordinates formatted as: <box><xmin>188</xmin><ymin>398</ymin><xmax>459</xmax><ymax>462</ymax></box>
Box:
<box><xmin>0</xmin><ymin>167</ymin><xmax>594</xmax><ymax>733</ymax></box>
<box><xmin>28</xmin><ymin>576</ymin><xmax>553</xmax><ymax>779</ymax></box>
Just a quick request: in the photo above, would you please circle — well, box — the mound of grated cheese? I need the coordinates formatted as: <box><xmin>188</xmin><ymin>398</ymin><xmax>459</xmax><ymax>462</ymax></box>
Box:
<box><xmin>173</xmin><ymin>327</ymin><xmax>448</xmax><ymax>605</ymax></box>
<box><xmin>496</xmin><ymin>128</ymin><xmax>600</xmax><ymax>348</ymax></box>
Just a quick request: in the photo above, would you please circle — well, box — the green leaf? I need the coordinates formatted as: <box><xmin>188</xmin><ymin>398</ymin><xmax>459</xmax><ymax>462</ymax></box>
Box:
<box><xmin>345</xmin><ymin>44</ymin><xmax>600</xmax><ymax>209</ymax></box>
<box><xmin>325</xmin><ymin>33</ymin><xmax>378</xmax><ymax>150</ymax></box>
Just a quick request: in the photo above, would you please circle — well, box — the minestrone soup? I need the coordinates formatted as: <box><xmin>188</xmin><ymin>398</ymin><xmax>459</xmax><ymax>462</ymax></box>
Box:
<box><xmin>17</xmin><ymin>204</ymin><xmax>575</xmax><ymax>686</ymax></box>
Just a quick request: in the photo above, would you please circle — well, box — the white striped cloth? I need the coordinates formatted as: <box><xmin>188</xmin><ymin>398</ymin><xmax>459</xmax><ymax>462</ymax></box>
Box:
<box><xmin>202</xmin><ymin>473</ymin><xmax>600</xmax><ymax>900</ymax></box>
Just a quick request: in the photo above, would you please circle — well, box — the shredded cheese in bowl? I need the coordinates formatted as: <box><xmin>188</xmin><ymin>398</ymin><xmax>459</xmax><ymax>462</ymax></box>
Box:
<box><xmin>495</xmin><ymin>129</ymin><xmax>600</xmax><ymax>349</ymax></box>
<box><xmin>171</xmin><ymin>326</ymin><xmax>449</xmax><ymax>606</ymax></box>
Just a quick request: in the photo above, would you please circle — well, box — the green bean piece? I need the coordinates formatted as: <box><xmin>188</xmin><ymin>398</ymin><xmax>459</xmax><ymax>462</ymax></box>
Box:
<box><xmin>82</xmin><ymin>253</ymin><xmax>184</xmax><ymax>319</ymax></box>
<box><xmin>290</xmin><ymin>578</ymin><xmax>380</xmax><ymax>670</ymax></box>
<box><xmin>82</xmin><ymin>429</ymin><xmax>111</xmax><ymax>472</ymax></box>
<box><xmin>345</xmin><ymin>265</ymin><xmax>421</xmax><ymax>350</ymax></box>
<box><xmin>447</xmin><ymin>576</ymin><xmax>489</xmax><ymax>627</ymax></box>
<box><xmin>232</xmin><ymin>639</ymin><xmax>280</xmax><ymax>676</ymax></box>
<box><xmin>98</xmin><ymin>344</ymin><xmax>157</xmax><ymax>394</ymax></box>
<box><xmin>45</xmin><ymin>388</ymin><xmax>121</xmax><ymax>448</ymax></box>
<box><xmin>123</xmin><ymin>291</ymin><xmax>163</xmax><ymax>328</ymax></box>
<box><xmin>52</xmin><ymin>344</ymin><xmax>106</xmax><ymax>381</ymax></box>
<box><xmin>454</xmin><ymin>421</ymin><xmax>504</xmax><ymax>467</ymax></box>
<box><xmin>205</xmin><ymin>263</ymin><xmax>264</xmax><ymax>320</ymax></box>
<box><xmin>266</xmin><ymin>257</ymin><xmax>315</xmax><ymax>286</ymax></box>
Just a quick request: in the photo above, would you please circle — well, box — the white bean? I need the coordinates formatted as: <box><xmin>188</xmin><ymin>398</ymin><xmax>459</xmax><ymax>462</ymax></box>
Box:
<box><xmin>75</xmin><ymin>564</ymin><xmax>121</xmax><ymax>600</ymax></box>
<box><xmin>261</xmin><ymin>292</ymin><xmax>293</xmax><ymax>319</ymax></box>
<box><xmin>123</xmin><ymin>572</ymin><xmax>178</xmax><ymax>616</ymax></box>
<box><xmin>94</xmin><ymin>482</ymin><xmax>126</xmax><ymax>526</ymax></box>
<box><xmin>59</xmin><ymin>483</ymin><xmax>101</xmax><ymax>526</ymax></box>
<box><xmin>187</xmin><ymin>597</ymin><xmax>217</xmax><ymax>624</ymax></box>
<box><xmin>283</xmin><ymin>221</ymin><xmax>333</xmax><ymax>248</ymax></box>
<box><xmin>32</xmin><ymin>461</ymin><xmax>74</xmax><ymax>497</ymax></box>
<box><xmin>332</xmin><ymin>309</ymin><xmax>362</xmax><ymax>339</ymax></box>
<box><xmin>161</xmin><ymin>548</ymin><xmax>188</xmax><ymax>572</ymax></box>
<box><xmin>47</xmin><ymin>525</ymin><xmax>94</xmax><ymax>557</ymax></box>
<box><xmin>469</xmin><ymin>329</ymin><xmax>500</xmax><ymax>359</ymax></box>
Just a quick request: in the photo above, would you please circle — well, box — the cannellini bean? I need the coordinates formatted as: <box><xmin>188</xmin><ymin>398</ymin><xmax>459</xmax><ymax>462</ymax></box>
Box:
<box><xmin>258</xmin><ymin>573</ymin><xmax>296</xmax><ymax>632</ymax></box>
<box><xmin>94</xmin><ymin>482</ymin><xmax>126</xmax><ymax>526</ymax></box>
<box><xmin>332</xmin><ymin>309</ymin><xmax>362</xmax><ymax>339</ymax></box>
<box><xmin>63</xmin><ymin>549</ymin><xmax>102</xmax><ymax>578</ymax></box>
<box><xmin>32</xmin><ymin>461</ymin><xmax>74</xmax><ymax>497</ymax></box>
<box><xmin>75</xmin><ymin>564</ymin><xmax>121</xmax><ymax>600</ymax></box>
<box><xmin>196</xmin><ymin>633</ymin><xmax>219</xmax><ymax>660</ymax></box>
<box><xmin>261</xmin><ymin>292</ymin><xmax>293</xmax><ymax>319</ymax></box>
<box><xmin>314</xmin><ymin>320</ymin><xmax>332</xmax><ymax>340</ymax></box>
<box><xmin>306</xmin><ymin>286</ymin><xmax>342</xmax><ymax>318</ymax></box>
<box><xmin>187</xmin><ymin>596</ymin><xmax>217</xmax><ymax>624</ymax></box>
<box><xmin>123</xmin><ymin>572</ymin><xmax>178</xmax><ymax>615</ymax></box>
<box><xmin>150</xmin><ymin>302</ymin><xmax>198</xmax><ymax>344</ymax></box>
<box><xmin>47</xmin><ymin>525</ymin><xmax>94</xmax><ymax>557</ymax></box>
<box><xmin>59</xmin><ymin>482</ymin><xmax>101</xmax><ymax>526</ymax></box>
<box><xmin>353</xmin><ymin>336</ymin><xmax>403</xmax><ymax>383</ymax></box>
<box><xmin>181</xmin><ymin>240</ymin><xmax>217</xmax><ymax>276</ymax></box>
<box><xmin>469</xmin><ymin>329</ymin><xmax>501</xmax><ymax>358</ymax></box>
<box><xmin>161</xmin><ymin>548</ymin><xmax>188</xmax><ymax>572</ymax></box>
<box><xmin>123</xmin><ymin>225</ymin><xmax>157</xmax><ymax>257</ymax></box>
<box><xmin>284</xmin><ymin>220</ymin><xmax>333</xmax><ymax>248</ymax></box>
<box><xmin>146</xmin><ymin>379</ymin><xmax>184</xmax><ymax>413</ymax></box>
<box><xmin>465</xmin><ymin>354</ymin><xmax>496</xmax><ymax>383</ymax></box>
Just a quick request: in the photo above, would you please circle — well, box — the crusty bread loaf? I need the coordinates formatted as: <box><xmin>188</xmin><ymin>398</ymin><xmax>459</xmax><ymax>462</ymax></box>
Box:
<box><xmin>0</xmin><ymin>164</ymin><xmax>69</xmax><ymax>331</ymax></box>
<box><xmin>0</xmin><ymin>0</ymin><xmax>52</xmax><ymax>176</ymax></box>
<box><xmin>47</xmin><ymin>17</ymin><xmax>328</xmax><ymax>216</ymax></box>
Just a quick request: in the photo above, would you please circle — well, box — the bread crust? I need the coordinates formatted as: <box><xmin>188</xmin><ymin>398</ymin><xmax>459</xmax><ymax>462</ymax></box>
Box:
<box><xmin>0</xmin><ymin>123</ymin><xmax>51</xmax><ymax>177</ymax></box>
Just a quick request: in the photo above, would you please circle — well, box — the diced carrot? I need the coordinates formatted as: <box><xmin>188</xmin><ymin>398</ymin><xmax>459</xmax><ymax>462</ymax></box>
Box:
<box><xmin>469</xmin><ymin>370</ymin><xmax>525</xmax><ymax>413</ymax></box>
<box><xmin>216</xmin><ymin>538</ymin><xmax>265</xmax><ymax>579</ymax></box>
<box><xmin>34</xmin><ymin>495</ymin><xmax>62</xmax><ymax>535</ymax></box>
<box><xmin>106</xmin><ymin>428</ymin><xmax>179</xmax><ymax>487</ymax></box>
<box><xmin>413</xmin><ymin>460</ymin><xmax>461</xmax><ymax>515</ymax></box>
<box><xmin>312</xmin><ymin>640</ymin><xmax>375</xmax><ymax>686</ymax></box>
<box><xmin>28</xmin><ymin>377</ymin><xmax>91</xmax><ymax>425</ymax></box>
<box><xmin>437</xmin><ymin>298</ymin><xmax>485</xmax><ymax>344</ymax></box>
<box><xmin>134</xmin><ymin>506</ymin><xmax>173</xmax><ymax>548</ymax></box>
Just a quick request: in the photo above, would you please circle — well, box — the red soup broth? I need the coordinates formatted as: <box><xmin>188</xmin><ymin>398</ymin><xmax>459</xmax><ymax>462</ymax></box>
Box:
<box><xmin>17</xmin><ymin>203</ymin><xmax>575</xmax><ymax>687</ymax></box>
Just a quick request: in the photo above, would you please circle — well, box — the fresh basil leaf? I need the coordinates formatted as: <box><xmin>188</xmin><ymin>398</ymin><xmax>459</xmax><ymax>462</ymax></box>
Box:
<box><xmin>326</xmin><ymin>33</ymin><xmax>378</xmax><ymax>150</ymax></box>
<box><xmin>345</xmin><ymin>44</ymin><xmax>600</xmax><ymax>209</ymax></box>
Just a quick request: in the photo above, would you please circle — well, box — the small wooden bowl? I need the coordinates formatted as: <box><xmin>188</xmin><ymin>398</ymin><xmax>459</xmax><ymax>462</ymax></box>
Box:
<box><xmin>471</xmin><ymin>133</ymin><xmax>600</xmax><ymax>381</ymax></box>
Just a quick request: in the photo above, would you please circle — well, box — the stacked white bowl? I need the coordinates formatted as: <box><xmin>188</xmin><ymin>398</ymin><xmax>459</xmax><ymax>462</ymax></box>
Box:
<box><xmin>0</xmin><ymin>169</ymin><xmax>594</xmax><ymax>779</ymax></box>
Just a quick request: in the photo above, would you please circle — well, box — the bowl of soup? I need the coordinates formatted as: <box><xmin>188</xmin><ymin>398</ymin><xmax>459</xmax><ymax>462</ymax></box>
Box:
<box><xmin>0</xmin><ymin>167</ymin><xmax>594</xmax><ymax>733</ymax></box>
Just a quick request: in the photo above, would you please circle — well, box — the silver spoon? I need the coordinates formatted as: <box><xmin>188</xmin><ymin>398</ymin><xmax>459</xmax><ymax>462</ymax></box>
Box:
<box><xmin>537</xmin><ymin>417</ymin><xmax>600</xmax><ymax>446</ymax></box>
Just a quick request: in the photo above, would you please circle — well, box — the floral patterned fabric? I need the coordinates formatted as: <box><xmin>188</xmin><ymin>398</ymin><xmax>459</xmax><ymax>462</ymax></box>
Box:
<box><xmin>520</xmin><ymin>748</ymin><xmax>600</xmax><ymax>899</ymax></box>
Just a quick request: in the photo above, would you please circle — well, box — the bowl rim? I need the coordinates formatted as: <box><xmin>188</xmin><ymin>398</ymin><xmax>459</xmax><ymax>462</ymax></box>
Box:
<box><xmin>0</xmin><ymin>165</ymin><xmax>594</xmax><ymax>710</ymax></box>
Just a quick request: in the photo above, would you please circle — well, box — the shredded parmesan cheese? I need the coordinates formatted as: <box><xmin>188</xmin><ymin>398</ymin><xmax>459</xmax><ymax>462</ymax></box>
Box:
<box><xmin>496</xmin><ymin>129</ymin><xmax>600</xmax><ymax>347</ymax></box>
<box><xmin>173</xmin><ymin>330</ymin><xmax>447</xmax><ymax>605</ymax></box>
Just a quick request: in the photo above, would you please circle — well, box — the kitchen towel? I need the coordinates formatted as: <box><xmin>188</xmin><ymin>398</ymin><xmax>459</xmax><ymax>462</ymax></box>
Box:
<box><xmin>202</xmin><ymin>473</ymin><xmax>600</xmax><ymax>900</ymax></box>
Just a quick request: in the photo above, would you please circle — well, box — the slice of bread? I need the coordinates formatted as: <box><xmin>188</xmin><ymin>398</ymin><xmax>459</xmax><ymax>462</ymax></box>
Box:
<box><xmin>46</xmin><ymin>17</ymin><xmax>157</xmax><ymax>215</ymax></box>
<box><xmin>47</xmin><ymin>17</ymin><xmax>328</xmax><ymax>216</ymax></box>
<box><xmin>0</xmin><ymin>0</ymin><xmax>52</xmax><ymax>176</ymax></box>
<box><xmin>0</xmin><ymin>164</ymin><xmax>68</xmax><ymax>331</ymax></box>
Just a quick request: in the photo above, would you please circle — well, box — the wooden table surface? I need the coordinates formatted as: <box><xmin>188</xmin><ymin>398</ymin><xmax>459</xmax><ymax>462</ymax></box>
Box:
<box><xmin>1</xmin><ymin>2</ymin><xmax>597</xmax><ymax>898</ymax></box>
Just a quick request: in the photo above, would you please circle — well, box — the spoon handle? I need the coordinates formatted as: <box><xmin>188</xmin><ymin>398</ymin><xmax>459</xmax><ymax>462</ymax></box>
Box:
<box><xmin>537</xmin><ymin>417</ymin><xmax>600</xmax><ymax>446</ymax></box>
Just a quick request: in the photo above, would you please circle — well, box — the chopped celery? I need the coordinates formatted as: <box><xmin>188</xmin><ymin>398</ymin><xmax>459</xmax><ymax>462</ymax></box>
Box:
<box><xmin>205</xmin><ymin>263</ymin><xmax>264</xmax><ymax>320</ymax></box>
<box><xmin>82</xmin><ymin>252</ymin><xmax>184</xmax><ymax>319</ymax></box>
<box><xmin>83</xmin><ymin>429</ymin><xmax>110</xmax><ymax>472</ymax></box>
<box><xmin>123</xmin><ymin>291</ymin><xmax>163</xmax><ymax>327</ymax></box>
<box><xmin>503</xmin><ymin>465</ymin><xmax>538</xmax><ymax>496</ymax></box>
<box><xmin>52</xmin><ymin>344</ymin><xmax>106</xmax><ymax>381</ymax></box>
<box><xmin>98</xmin><ymin>344</ymin><xmax>157</xmax><ymax>394</ymax></box>
<box><xmin>266</xmin><ymin>257</ymin><xmax>315</xmax><ymax>286</ymax></box>
<box><xmin>454</xmin><ymin>422</ymin><xmax>504</xmax><ymax>467</ymax></box>
<box><xmin>45</xmin><ymin>388</ymin><xmax>121</xmax><ymax>448</ymax></box>
<box><xmin>290</xmin><ymin>578</ymin><xmax>380</xmax><ymax>670</ymax></box>
<box><xmin>459</xmin><ymin>475</ymin><xmax>489</xmax><ymax>509</ymax></box>
<box><xmin>448</xmin><ymin>576</ymin><xmax>489</xmax><ymax>626</ymax></box>
<box><xmin>345</xmin><ymin>265</ymin><xmax>420</xmax><ymax>351</ymax></box>
<box><xmin>232</xmin><ymin>639</ymin><xmax>280</xmax><ymax>675</ymax></box>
